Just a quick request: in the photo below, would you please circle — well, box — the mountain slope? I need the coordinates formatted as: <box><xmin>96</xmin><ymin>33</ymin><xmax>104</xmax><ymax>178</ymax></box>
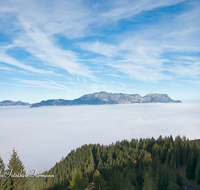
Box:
<box><xmin>28</xmin><ymin>136</ymin><xmax>200</xmax><ymax>190</ymax></box>
<box><xmin>30</xmin><ymin>91</ymin><xmax>181</xmax><ymax>108</ymax></box>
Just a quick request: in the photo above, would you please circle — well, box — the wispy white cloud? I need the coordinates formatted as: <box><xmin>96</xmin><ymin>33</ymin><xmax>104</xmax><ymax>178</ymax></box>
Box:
<box><xmin>181</xmin><ymin>80</ymin><xmax>200</xmax><ymax>84</ymax></box>
<box><xmin>0</xmin><ymin>51</ymin><xmax>54</xmax><ymax>74</ymax></box>
<box><xmin>0</xmin><ymin>0</ymin><xmax>200</xmax><ymax>85</ymax></box>
<box><xmin>79</xmin><ymin>41</ymin><xmax>119</xmax><ymax>57</ymax></box>
<box><xmin>12</xmin><ymin>78</ymin><xmax>72</xmax><ymax>91</ymax></box>
<box><xmin>90</xmin><ymin>83</ymin><xmax>114</xmax><ymax>92</ymax></box>
<box><xmin>98</xmin><ymin>0</ymin><xmax>185</xmax><ymax>24</ymax></box>
<box><xmin>0</xmin><ymin>65</ymin><xmax>13</xmax><ymax>71</ymax></box>
<box><xmin>0</xmin><ymin>0</ymin><xmax>94</xmax><ymax>78</ymax></box>
<box><xmin>107</xmin><ymin>62</ymin><xmax>169</xmax><ymax>82</ymax></box>
<box><xmin>78</xmin><ymin>1</ymin><xmax>200</xmax><ymax>82</ymax></box>
<box><xmin>13</xmin><ymin>17</ymin><xmax>93</xmax><ymax>78</ymax></box>
<box><xmin>106</xmin><ymin>73</ymin><xmax>121</xmax><ymax>77</ymax></box>
<box><xmin>0</xmin><ymin>0</ymin><xmax>188</xmax><ymax>80</ymax></box>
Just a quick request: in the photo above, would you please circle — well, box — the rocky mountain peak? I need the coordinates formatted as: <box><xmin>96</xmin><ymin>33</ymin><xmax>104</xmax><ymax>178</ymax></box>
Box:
<box><xmin>30</xmin><ymin>92</ymin><xmax>181</xmax><ymax>108</ymax></box>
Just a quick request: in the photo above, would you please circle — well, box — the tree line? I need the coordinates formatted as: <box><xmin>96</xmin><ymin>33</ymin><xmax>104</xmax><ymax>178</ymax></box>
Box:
<box><xmin>0</xmin><ymin>149</ymin><xmax>27</xmax><ymax>190</ymax></box>
<box><xmin>1</xmin><ymin>136</ymin><xmax>200</xmax><ymax>190</ymax></box>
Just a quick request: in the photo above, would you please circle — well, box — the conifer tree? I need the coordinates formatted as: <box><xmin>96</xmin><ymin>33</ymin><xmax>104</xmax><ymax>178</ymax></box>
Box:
<box><xmin>6</xmin><ymin>149</ymin><xmax>27</xmax><ymax>190</ymax></box>
<box><xmin>93</xmin><ymin>169</ymin><xmax>106</xmax><ymax>190</ymax></box>
<box><xmin>0</xmin><ymin>156</ymin><xmax>6</xmax><ymax>189</ymax></box>
<box><xmin>186</xmin><ymin>153</ymin><xmax>192</xmax><ymax>179</ymax></box>
<box><xmin>68</xmin><ymin>169</ymin><xmax>88</xmax><ymax>190</ymax></box>
<box><xmin>196</xmin><ymin>158</ymin><xmax>200</xmax><ymax>186</ymax></box>
<box><xmin>109</xmin><ymin>170</ymin><xmax>123</xmax><ymax>190</ymax></box>
<box><xmin>158</xmin><ymin>163</ymin><xmax>169</xmax><ymax>190</ymax></box>
<box><xmin>142</xmin><ymin>172</ymin><xmax>152</xmax><ymax>190</ymax></box>
<box><xmin>186</xmin><ymin>152</ymin><xmax>198</xmax><ymax>180</ymax></box>
<box><xmin>166</xmin><ymin>181</ymin><xmax>179</xmax><ymax>190</ymax></box>
<box><xmin>147</xmin><ymin>165</ymin><xmax>156</xmax><ymax>189</ymax></box>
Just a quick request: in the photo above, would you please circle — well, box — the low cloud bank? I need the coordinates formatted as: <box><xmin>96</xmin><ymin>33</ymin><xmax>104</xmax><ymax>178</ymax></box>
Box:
<box><xmin>0</xmin><ymin>102</ymin><xmax>199</xmax><ymax>173</ymax></box>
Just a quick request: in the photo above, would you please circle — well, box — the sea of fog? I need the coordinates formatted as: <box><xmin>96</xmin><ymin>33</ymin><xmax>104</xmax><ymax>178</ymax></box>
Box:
<box><xmin>0</xmin><ymin>102</ymin><xmax>199</xmax><ymax>174</ymax></box>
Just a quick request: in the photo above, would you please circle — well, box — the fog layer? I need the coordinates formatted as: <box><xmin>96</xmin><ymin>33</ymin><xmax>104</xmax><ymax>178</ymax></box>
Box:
<box><xmin>0</xmin><ymin>102</ymin><xmax>199</xmax><ymax>173</ymax></box>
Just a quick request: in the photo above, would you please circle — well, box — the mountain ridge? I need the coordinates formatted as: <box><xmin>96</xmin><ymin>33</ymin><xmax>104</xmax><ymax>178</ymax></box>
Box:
<box><xmin>0</xmin><ymin>100</ymin><xmax>31</xmax><ymax>106</ymax></box>
<box><xmin>30</xmin><ymin>91</ymin><xmax>181</xmax><ymax>108</ymax></box>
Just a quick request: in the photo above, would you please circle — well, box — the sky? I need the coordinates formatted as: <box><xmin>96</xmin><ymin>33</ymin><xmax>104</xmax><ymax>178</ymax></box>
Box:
<box><xmin>0</xmin><ymin>103</ymin><xmax>199</xmax><ymax>173</ymax></box>
<box><xmin>0</xmin><ymin>0</ymin><xmax>200</xmax><ymax>103</ymax></box>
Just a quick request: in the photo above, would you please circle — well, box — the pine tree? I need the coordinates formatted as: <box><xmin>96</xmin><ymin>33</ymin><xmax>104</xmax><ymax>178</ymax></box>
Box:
<box><xmin>0</xmin><ymin>156</ymin><xmax>6</xmax><ymax>189</ymax></box>
<box><xmin>109</xmin><ymin>170</ymin><xmax>123</xmax><ymax>190</ymax></box>
<box><xmin>6</xmin><ymin>149</ymin><xmax>27</xmax><ymax>190</ymax></box>
<box><xmin>196</xmin><ymin>158</ymin><xmax>200</xmax><ymax>186</ymax></box>
<box><xmin>142</xmin><ymin>172</ymin><xmax>152</xmax><ymax>190</ymax></box>
<box><xmin>93</xmin><ymin>169</ymin><xmax>106</xmax><ymax>190</ymax></box>
<box><xmin>166</xmin><ymin>181</ymin><xmax>179</xmax><ymax>190</ymax></box>
<box><xmin>158</xmin><ymin>163</ymin><xmax>169</xmax><ymax>190</ymax></box>
<box><xmin>186</xmin><ymin>152</ymin><xmax>198</xmax><ymax>180</ymax></box>
<box><xmin>186</xmin><ymin>153</ymin><xmax>192</xmax><ymax>179</ymax></box>
<box><xmin>147</xmin><ymin>165</ymin><xmax>156</xmax><ymax>189</ymax></box>
<box><xmin>68</xmin><ymin>169</ymin><xmax>88</xmax><ymax>190</ymax></box>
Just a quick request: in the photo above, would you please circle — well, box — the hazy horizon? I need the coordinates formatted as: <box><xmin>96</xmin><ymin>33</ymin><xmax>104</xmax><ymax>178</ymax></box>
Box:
<box><xmin>0</xmin><ymin>102</ymin><xmax>199</xmax><ymax>174</ymax></box>
<box><xmin>1</xmin><ymin>91</ymin><xmax>199</xmax><ymax>104</ymax></box>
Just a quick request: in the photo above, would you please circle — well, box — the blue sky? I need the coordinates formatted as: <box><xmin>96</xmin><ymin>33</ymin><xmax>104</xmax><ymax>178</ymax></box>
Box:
<box><xmin>0</xmin><ymin>0</ymin><xmax>200</xmax><ymax>103</ymax></box>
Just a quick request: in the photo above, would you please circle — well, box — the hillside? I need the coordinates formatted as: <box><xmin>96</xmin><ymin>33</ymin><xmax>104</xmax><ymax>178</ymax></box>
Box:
<box><xmin>30</xmin><ymin>91</ymin><xmax>181</xmax><ymax>107</ymax></box>
<box><xmin>27</xmin><ymin>136</ymin><xmax>200</xmax><ymax>190</ymax></box>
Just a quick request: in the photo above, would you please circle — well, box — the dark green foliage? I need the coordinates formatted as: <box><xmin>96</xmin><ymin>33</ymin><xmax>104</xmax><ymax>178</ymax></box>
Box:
<box><xmin>142</xmin><ymin>172</ymin><xmax>152</xmax><ymax>190</ymax></box>
<box><xmin>31</xmin><ymin>135</ymin><xmax>200</xmax><ymax>190</ymax></box>
<box><xmin>186</xmin><ymin>141</ymin><xmax>200</xmax><ymax>180</ymax></box>
<box><xmin>93</xmin><ymin>169</ymin><xmax>106</xmax><ymax>190</ymax></box>
<box><xmin>108</xmin><ymin>170</ymin><xmax>123</xmax><ymax>190</ymax></box>
<box><xmin>158</xmin><ymin>163</ymin><xmax>169</xmax><ymax>190</ymax></box>
<box><xmin>195</xmin><ymin>158</ymin><xmax>200</xmax><ymax>186</ymax></box>
<box><xmin>176</xmin><ymin>173</ymin><xmax>184</xmax><ymax>189</ymax></box>
<box><xmin>186</xmin><ymin>153</ymin><xmax>193</xmax><ymax>179</ymax></box>
<box><xmin>5</xmin><ymin>149</ymin><xmax>27</xmax><ymax>190</ymax></box>
<box><xmin>68</xmin><ymin>169</ymin><xmax>88</xmax><ymax>190</ymax></box>
<box><xmin>0</xmin><ymin>156</ymin><xmax>6</xmax><ymax>189</ymax></box>
<box><xmin>1</xmin><ymin>136</ymin><xmax>198</xmax><ymax>190</ymax></box>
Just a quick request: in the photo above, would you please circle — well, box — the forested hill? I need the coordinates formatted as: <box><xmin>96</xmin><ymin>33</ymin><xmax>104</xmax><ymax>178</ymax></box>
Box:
<box><xmin>29</xmin><ymin>136</ymin><xmax>200</xmax><ymax>190</ymax></box>
<box><xmin>30</xmin><ymin>91</ymin><xmax>181</xmax><ymax>107</ymax></box>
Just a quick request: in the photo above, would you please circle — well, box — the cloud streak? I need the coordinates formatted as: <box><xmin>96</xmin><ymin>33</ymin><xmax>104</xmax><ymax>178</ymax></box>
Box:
<box><xmin>0</xmin><ymin>0</ymin><xmax>192</xmax><ymax>81</ymax></box>
<box><xmin>0</xmin><ymin>51</ymin><xmax>54</xmax><ymax>74</ymax></box>
<box><xmin>11</xmin><ymin>78</ymin><xmax>72</xmax><ymax>91</ymax></box>
<box><xmin>0</xmin><ymin>0</ymin><xmax>94</xmax><ymax>78</ymax></box>
<box><xmin>78</xmin><ymin>1</ymin><xmax>200</xmax><ymax>82</ymax></box>
<box><xmin>98</xmin><ymin>0</ymin><xmax>185</xmax><ymax>24</ymax></box>
<box><xmin>1</xmin><ymin>0</ymin><xmax>200</xmax><ymax>101</ymax></box>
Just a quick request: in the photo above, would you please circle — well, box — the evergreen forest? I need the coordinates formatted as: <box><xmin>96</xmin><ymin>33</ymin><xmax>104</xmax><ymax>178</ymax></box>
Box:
<box><xmin>1</xmin><ymin>136</ymin><xmax>200</xmax><ymax>190</ymax></box>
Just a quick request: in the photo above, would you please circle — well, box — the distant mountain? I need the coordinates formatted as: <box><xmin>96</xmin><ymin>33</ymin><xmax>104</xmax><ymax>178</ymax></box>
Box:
<box><xmin>30</xmin><ymin>91</ymin><xmax>181</xmax><ymax>108</ymax></box>
<box><xmin>0</xmin><ymin>100</ymin><xmax>30</xmax><ymax>106</ymax></box>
